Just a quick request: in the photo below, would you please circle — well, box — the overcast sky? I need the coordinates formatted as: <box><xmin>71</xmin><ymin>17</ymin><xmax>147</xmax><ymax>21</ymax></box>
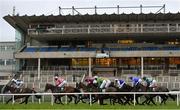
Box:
<box><xmin>0</xmin><ymin>0</ymin><xmax>180</xmax><ymax>41</ymax></box>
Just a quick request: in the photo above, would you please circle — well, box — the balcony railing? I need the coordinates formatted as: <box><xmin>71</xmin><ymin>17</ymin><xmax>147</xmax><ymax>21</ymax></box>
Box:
<box><xmin>28</xmin><ymin>25</ymin><xmax>180</xmax><ymax>35</ymax></box>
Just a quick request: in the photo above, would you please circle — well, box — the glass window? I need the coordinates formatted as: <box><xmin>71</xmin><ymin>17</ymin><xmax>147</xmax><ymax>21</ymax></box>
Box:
<box><xmin>0</xmin><ymin>59</ymin><xmax>5</xmax><ymax>65</ymax></box>
<box><xmin>0</xmin><ymin>45</ymin><xmax>5</xmax><ymax>51</ymax></box>
<box><xmin>6</xmin><ymin>59</ymin><xmax>13</xmax><ymax>65</ymax></box>
<box><xmin>95</xmin><ymin>58</ymin><xmax>117</xmax><ymax>66</ymax></box>
<box><xmin>0</xmin><ymin>76</ymin><xmax>9</xmax><ymax>80</ymax></box>
<box><xmin>6</xmin><ymin>45</ymin><xmax>15</xmax><ymax>51</ymax></box>
<box><xmin>72</xmin><ymin>58</ymin><xmax>89</xmax><ymax>66</ymax></box>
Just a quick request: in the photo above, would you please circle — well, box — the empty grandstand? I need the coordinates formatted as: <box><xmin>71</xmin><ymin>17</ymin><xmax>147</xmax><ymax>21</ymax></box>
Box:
<box><xmin>3</xmin><ymin>6</ymin><xmax>180</xmax><ymax>90</ymax></box>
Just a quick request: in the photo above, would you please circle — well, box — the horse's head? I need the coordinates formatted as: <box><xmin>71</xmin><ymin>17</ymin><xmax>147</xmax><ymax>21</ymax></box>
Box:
<box><xmin>76</xmin><ymin>82</ymin><xmax>86</xmax><ymax>89</ymax></box>
<box><xmin>44</xmin><ymin>83</ymin><xmax>55</xmax><ymax>92</ymax></box>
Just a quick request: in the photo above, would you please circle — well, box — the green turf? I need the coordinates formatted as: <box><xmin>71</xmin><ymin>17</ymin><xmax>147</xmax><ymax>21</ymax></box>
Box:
<box><xmin>0</xmin><ymin>102</ymin><xmax>180</xmax><ymax>109</ymax></box>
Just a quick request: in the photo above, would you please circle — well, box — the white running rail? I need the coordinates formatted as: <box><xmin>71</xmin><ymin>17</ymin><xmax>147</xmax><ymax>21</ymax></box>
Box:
<box><xmin>0</xmin><ymin>91</ymin><xmax>179</xmax><ymax>106</ymax></box>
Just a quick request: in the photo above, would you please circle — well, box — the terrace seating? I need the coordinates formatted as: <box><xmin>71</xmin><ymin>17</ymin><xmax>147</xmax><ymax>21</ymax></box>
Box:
<box><xmin>23</xmin><ymin>45</ymin><xmax>180</xmax><ymax>53</ymax></box>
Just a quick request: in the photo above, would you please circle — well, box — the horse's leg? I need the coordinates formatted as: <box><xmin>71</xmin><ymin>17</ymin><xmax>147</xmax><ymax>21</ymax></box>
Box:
<box><xmin>159</xmin><ymin>95</ymin><xmax>166</xmax><ymax>105</ymax></box>
<box><xmin>163</xmin><ymin>95</ymin><xmax>169</xmax><ymax>105</ymax></box>
<box><xmin>92</xmin><ymin>95</ymin><xmax>98</xmax><ymax>104</ymax></box>
<box><xmin>58</xmin><ymin>96</ymin><xmax>64</xmax><ymax>105</ymax></box>
<box><xmin>71</xmin><ymin>95</ymin><xmax>78</xmax><ymax>104</ymax></box>
<box><xmin>80</xmin><ymin>95</ymin><xmax>87</xmax><ymax>103</ymax></box>
<box><xmin>54</xmin><ymin>96</ymin><xmax>60</xmax><ymax>104</ymax></box>
<box><xmin>25</xmin><ymin>96</ymin><xmax>30</xmax><ymax>104</ymax></box>
<box><xmin>118</xmin><ymin>97</ymin><xmax>124</xmax><ymax>105</ymax></box>
<box><xmin>67</xmin><ymin>95</ymin><xmax>72</xmax><ymax>104</ymax></box>
<box><xmin>124</xmin><ymin>95</ymin><xmax>132</xmax><ymax>105</ymax></box>
<box><xmin>135</xmin><ymin>95</ymin><xmax>139</xmax><ymax>105</ymax></box>
<box><xmin>20</xmin><ymin>98</ymin><xmax>27</xmax><ymax>104</ymax></box>
<box><xmin>6</xmin><ymin>97</ymin><xmax>12</xmax><ymax>104</ymax></box>
<box><xmin>149</xmin><ymin>96</ymin><xmax>156</xmax><ymax>105</ymax></box>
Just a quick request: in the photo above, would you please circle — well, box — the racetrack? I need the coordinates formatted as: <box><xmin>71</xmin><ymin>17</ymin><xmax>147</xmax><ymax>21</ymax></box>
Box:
<box><xmin>0</xmin><ymin>102</ymin><xmax>179</xmax><ymax>109</ymax></box>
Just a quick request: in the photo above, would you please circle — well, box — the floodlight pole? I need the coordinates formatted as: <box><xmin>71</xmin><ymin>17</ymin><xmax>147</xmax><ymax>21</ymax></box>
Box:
<box><xmin>141</xmin><ymin>57</ymin><xmax>144</xmax><ymax>78</ymax></box>
<box><xmin>140</xmin><ymin>5</ymin><xmax>142</xmax><ymax>14</ymax></box>
<box><xmin>163</xmin><ymin>4</ymin><xmax>166</xmax><ymax>14</ymax></box>
<box><xmin>95</xmin><ymin>6</ymin><xmax>97</xmax><ymax>14</ymax></box>
<box><xmin>117</xmin><ymin>5</ymin><xmax>119</xmax><ymax>14</ymax></box>
<box><xmin>38</xmin><ymin>58</ymin><xmax>41</xmax><ymax>80</ymax></box>
<box><xmin>59</xmin><ymin>7</ymin><xmax>61</xmax><ymax>15</ymax></box>
<box><xmin>88</xmin><ymin>57</ymin><xmax>92</xmax><ymax>77</ymax></box>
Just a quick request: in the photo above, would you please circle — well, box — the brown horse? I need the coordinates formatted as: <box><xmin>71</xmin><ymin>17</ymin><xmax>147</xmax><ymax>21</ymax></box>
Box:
<box><xmin>3</xmin><ymin>85</ymin><xmax>41</xmax><ymax>104</ymax></box>
<box><xmin>77</xmin><ymin>82</ymin><xmax>118</xmax><ymax>105</ymax></box>
<box><xmin>44</xmin><ymin>83</ymin><xmax>80</xmax><ymax>104</ymax></box>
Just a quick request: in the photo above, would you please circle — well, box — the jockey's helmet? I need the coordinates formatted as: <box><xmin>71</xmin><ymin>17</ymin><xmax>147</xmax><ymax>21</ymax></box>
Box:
<box><xmin>11</xmin><ymin>78</ymin><xmax>16</xmax><ymax>82</ymax></box>
<box><xmin>119</xmin><ymin>80</ymin><xmax>124</xmax><ymax>84</ymax></box>
<box><xmin>54</xmin><ymin>76</ymin><xmax>58</xmax><ymax>80</ymax></box>
<box><xmin>115</xmin><ymin>79</ymin><xmax>118</xmax><ymax>81</ymax></box>
<box><xmin>143</xmin><ymin>76</ymin><xmax>147</xmax><ymax>80</ymax></box>
<box><xmin>129</xmin><ymin>76</ymin><xmax>133</xmax><ymax>80</ymax></box>
<box><xmin>93</xmin><ymin>76</ymin><xmax>98</xmax><ymax>80</ymax></box>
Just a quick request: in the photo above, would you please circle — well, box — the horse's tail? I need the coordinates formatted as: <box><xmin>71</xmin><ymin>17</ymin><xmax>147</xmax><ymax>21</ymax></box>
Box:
<box><xmin>168</xmin><ymin>94</ymin><xmax>176</xmax><ymax>101</ymax></box>
<box><xmin>32</xmin><ymin>90</ymin><xmax>42</xmax><ymax>99</ymax></box>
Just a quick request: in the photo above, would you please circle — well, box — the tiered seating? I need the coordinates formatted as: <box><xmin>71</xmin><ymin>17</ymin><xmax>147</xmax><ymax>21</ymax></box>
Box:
<box><xmin>23</xmin><ymin>45</ymin><xmax>180</xmax><ymax>52</ymax></box>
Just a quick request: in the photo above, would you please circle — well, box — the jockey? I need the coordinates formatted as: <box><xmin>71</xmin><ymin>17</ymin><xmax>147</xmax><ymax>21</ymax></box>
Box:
<box><xmin>129</xmin><ymin>76</ymin><xmax>142</xmax><ymax>87</ymax></box>
<box><xmin>93</xmin><ymin>76</ymin><xmax>111</xmax><ymax>91</ymax></box>
<box><xmin>85</xmin><ymin>77</ymin><xmax>94</xmax><ymax>85</ymax></box>
<box><xmin>115</xmin><ymin>79</ymin><xmax>126</xmax><ymax>89</ymax></box>
<box><xmin>54</xmin><ymin>76</ymin><xmax>67</xmax><ymax>90</ymax></box>
<box><xmin>11</xmin><ymin>78</ymin><xmax>24</xmax><ymax>89</ymax></box>
<box><xmin>143</xmin><ymin>76</ymin><xmax>157</xmax><ymax>90</ymax></box>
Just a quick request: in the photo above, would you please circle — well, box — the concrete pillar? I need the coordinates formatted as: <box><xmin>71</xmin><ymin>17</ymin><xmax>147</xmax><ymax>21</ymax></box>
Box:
<box><xmin>141</xmin><ymin>57</ymin><xmax>144</xmax><ymax>78</ymax></box>
<box><xmin>38</xmin><ymin>58</ymin><xmax>41</xmax><ymax>80</ymax></box>
<box><xmin>88</xmin><ymin>57</ymin><xmax>92</xmax><ymax>77</ymax></box>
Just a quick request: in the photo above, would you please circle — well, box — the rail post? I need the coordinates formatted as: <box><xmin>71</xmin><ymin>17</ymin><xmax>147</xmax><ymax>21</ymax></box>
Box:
<box><xmin>89</xmin><ymin>93</ymin><xmax>92</xmax><ymax>106</ymax></box>
<box><xmin>65</xmin><ymin>95</ymin><xmax>67</xmax><ymax>104</ymax></box>
<box><xmin>42</xmin><ymin>95</ymin><xmax>44</xmax><ymax>102</ymax></box>
<box><xmin>3</xmin><ymin>96</ymin><xmax>4</xmax><ymax>104</ymax></box>
<box><xmin>12</xmin><ymin>95</ymin><xmax>14</xmax><ymax>104</ymax></box>
<box><xmin>38</xmin><ymin>97</ymin><xmax>41</xmax><ymax>104</ymax></box>
<box><xmin>133</xmin><ymin>93</ymin><xmax>136</xmax><ymax>106</ymax></box>
<box><xmin>51</xmin><ymin>94</ymin><xmax>53</xmax><ymax>106</ymax></box>
<box><xmin>177</xmin><ymin>93</ymin><xmax>179</xmax><ymax>106</ymax></box>
<box><xmin>32</xmin><ymin>95</ymin><xmax>34</xmax><ymax>103</ymax></box>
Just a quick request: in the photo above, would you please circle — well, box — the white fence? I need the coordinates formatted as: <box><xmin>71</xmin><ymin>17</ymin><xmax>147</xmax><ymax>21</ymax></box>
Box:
<box><xmin>0</xmin><ymin>92</ymin><xmax>180</xmax><ymax>106</ymax></box>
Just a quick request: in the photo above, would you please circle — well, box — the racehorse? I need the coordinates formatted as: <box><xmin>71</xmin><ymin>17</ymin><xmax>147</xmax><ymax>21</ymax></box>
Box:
<box><xmin>150</xmin><ymin>86</ymin><xmax>176</xmax><ymax>105</ymax></box>
<box><xmin>87</xmin><ymin>83</ymin><xmax>118</xmax><ymax>105</ymax></box>
<box><xmin>115</xmin><ymin>83</ymin><xmax>134</xmax><ymax>105</ymax></box>
<box><xmin>44</xmin><ymin>83</ymin><xmax>80</xmax><ymax>104</ymax></box>
<box><xmin>131</xmin><ymin>83</ymin><xmax>157</xmax><ymax>105</ymax></box>
<box><xmin>132</xmin><ymin>83</ymin><xmax>175</xmax><ymax>105</ymax></box>
<box><xmin>3</xmin><ymin>85</ymin><xmax>41</xmax><ymax>104</ymax></box>
<box><xmin>76</xmin><ymin>82</ymin><xmax>93</xmax><ymax>103</ymax></box>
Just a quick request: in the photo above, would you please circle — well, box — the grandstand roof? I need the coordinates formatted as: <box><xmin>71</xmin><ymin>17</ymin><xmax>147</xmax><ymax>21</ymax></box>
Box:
<box><xmin>4</xmin><ymin>13</ymin><xmax>180</xmax><ymax>32</ymax></box>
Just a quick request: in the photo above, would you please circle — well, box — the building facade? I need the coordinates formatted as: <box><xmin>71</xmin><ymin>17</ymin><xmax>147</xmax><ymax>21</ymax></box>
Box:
<box><xmin>0</xmin><ymin>42</ymin><xmax>15</xmax><ymax>86</ymax></box>
<box><xmin>3</xmin><ymin>13</ymin><xmax>180</xmax><ymax>90</ymax></box>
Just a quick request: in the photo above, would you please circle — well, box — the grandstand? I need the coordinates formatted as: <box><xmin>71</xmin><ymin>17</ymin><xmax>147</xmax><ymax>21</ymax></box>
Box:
<box><xmin>3</xmin><ymin>6</ymin><xmax>180</xmax><ymax>90</ymax></box>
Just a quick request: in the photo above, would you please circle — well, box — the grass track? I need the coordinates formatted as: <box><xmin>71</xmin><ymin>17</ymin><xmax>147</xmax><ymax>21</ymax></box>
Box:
<box><xmin>0</xmin><ymin>102</ymin><xmax>180</xmax><ymax>109</ymax></box>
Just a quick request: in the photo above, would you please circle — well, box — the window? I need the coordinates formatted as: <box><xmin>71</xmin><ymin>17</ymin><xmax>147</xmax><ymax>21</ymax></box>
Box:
<box><xmin>0</xmin><ymin>76</ymin><xmax>9</xmax><ymax>80</ymax></box>
<box><xmin>72</xmin><ymin>58</ymin><xmax>89</xmax><ymax>66</ymax></box>
<box><xmin>6</xmin><ymin>59</ymin><xmax>13</xmax><ymax>65</ymax></box>
<box><xmin>0</xmin><ymin>59</ymin><xmax>5</xmax><ymax>65</ymax></box>
<box><xmin>0</xmin><ymin>45</ymin><xmax>5</xmax><ymax>51</ymax></box>
<box><xmin>6</xmin><ymin>45</ymin><xmax>15</xmax><ymax>51</ymax></box>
